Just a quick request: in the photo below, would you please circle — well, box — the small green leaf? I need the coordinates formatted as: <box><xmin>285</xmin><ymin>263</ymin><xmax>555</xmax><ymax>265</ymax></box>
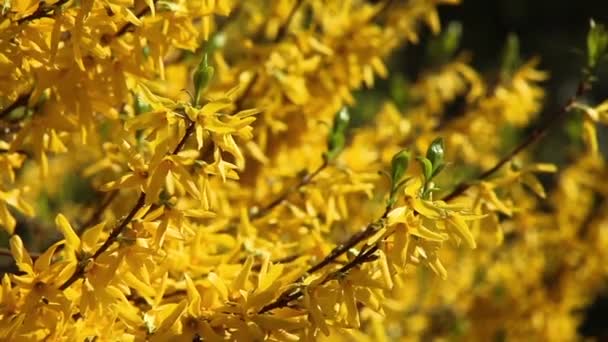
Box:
<box><xmin>442</xmin><ymin>22</ymin><xmax>463</xmax><ymax>58</ymax></box>
<box><xmin>134</xmin><ymin>95</ymin><xmax>152</xmax><ymax>115</ymax></box>
<box><xmin>142</xmin><ymin>45</ymin><xmax>151</xmax><ymax>59</ymax></box>
<box><xmin>205</xmin><ymin>32</ymin><xmax>226</xmax><ymax>55</ymax></box>
<box><xmin>390</xmin><ymin>149</ymin><xmax>410</xmax><ymax>185</ymax></box>
<box><xmin>431</xmin><ymin>163</ymin><xmax>446</xmax><ymax>179</ymax></box>
<box><xmin>427</xmin><ymin>21</ymin><xmax>463</xmax><ymax>65</ymax></box>
<box><xmin>325</xmin><ymin>107</ymin><xmax>350</xmax><ymax>161</ymax></box>
<box><xmin>388</xmin><ymin>149</ymin><xmax>411</xmax><ymax>207</ymax></box>
<box><xmin>193</xmin><ymin>53</ymin><xmax>215</xmax><ymax>107</ymax></box>
<box><xmin>389</xmin><ymin>74</ymin><xmax>409</xmax><ymax>111</ymax></box>
<box><xmin>416</xmin><ymin>156</ymin><xmax>433</xmax><ymax>181</ymax></box>
<box><xmin>2</xmin><ymin>0</ymin><xmax>11</xmax><ymax>16</ymax></box>
<box><xmin>587</xmin><ymin>19</ymin><xmax>608</xmax><ymax>71</ymax></box>
<box><xmin>500</xmin><ymin>33</ymin><xmax>521</xmax><ymax>78</ymax></box>
<box><xmin>426</xmin><ymin>137</ymin><xmax>445</xmax><ymax>172</ymax></box>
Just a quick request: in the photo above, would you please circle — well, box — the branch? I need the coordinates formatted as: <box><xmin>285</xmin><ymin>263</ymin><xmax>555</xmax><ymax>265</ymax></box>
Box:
<box><xmin>2</xmin><ymin>1</ymin><xmax>159</xmax><ymax>126</ymax></box>
<box><xmin>0</xmin><ymin>92</ymin><xmax>30</xmax><ymax>119</ymax></box>
<box><xmin>273</xmin><ymin>0</ymin><xmax>304</xmax><ymax>43</ymax></box>
<box><xmin>442</xmin><ymin>80</ymin><xmax>590</xmax><ymax>202</ymax></box>
<box><xmin>258</xmin><ymin>78</ymin><xmax>593</xmax><ymax>314</ymax></box>
<box><xmin>15</xmin><ymin>0</ymin><xmax>69</xmax><ymax>24</ymax></box>
<box><xmin>114</xmin><ymin>2</ymin><xmax>157</xmax><ymax>38</ymax></box>
<box><xmin>259</xmin><ymin>241</ymin><xmax>381</xmax><ymax>314</ymax></box>
<box><xmin>0</xmin><ymin>247</ymin><xmax>13</xmax><ymax>258</ymax></box>
<box><xmin>250</xmin><ymin>159</ymin><xmax>328</xmax><ymax>221</ymax></box>
<box><xmin>59</xmin><ymin>120</ymin><xmax>196</xmax><ymax>290</ymax></box>
<box><xmin>306</xmin><ymin>218</ymin><xmax>381</xmax><ymax>274</ymax></box>
<box><xmin>77</xmin><ymin>190</ymin><xmax>120</xmax><ymax>234</ymax></box>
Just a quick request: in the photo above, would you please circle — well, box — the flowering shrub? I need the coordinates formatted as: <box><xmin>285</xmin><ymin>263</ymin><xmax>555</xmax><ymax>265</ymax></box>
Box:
<box><xmin>1</xmin><ymin>0</ymin><xmax>608</xmax><ymax>340</ymax></box>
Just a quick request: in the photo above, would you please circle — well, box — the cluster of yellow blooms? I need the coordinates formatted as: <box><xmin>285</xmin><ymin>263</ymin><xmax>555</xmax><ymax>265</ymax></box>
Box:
<box><xmin>1</xmin><ymin>0</ymin><xmax>608</xmax><ymax>340</ymax></box>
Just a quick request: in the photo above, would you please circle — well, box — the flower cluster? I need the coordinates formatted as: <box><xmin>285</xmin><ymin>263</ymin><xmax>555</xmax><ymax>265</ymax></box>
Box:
<box><xmin>1</xmin><ymin>1</ymin><xmax>608</xmax><ymax>341</ymax></box>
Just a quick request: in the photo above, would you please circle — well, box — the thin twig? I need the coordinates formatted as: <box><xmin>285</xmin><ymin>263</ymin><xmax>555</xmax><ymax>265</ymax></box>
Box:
<box><xmin>59</xmin><ymin>121</ymin><xmax>196</xmax><ymax>290</ymax></box>
<box><xmin>442</xmin><ymin>80</ymin><xmax>590</xmax><ymax>202</ymax></box>
<box><xmin>15</xmin><ymin>0</ymin><xmax>69</xmax><ymax>24</ymax></box>
<box><xmin>250</xmin><ymin>159</ymin><xmax>328</xmax><ymax>221</ymax></box>
<box><xmin>114</xmin><ymin>2</ymin><xmax>157</xmax><ymax>38</ymax></box>
<box><xmin>259</xmin><ymin>79</ymin><xmax>593</xmax><ymax>314</ymax></box>
<box><xmin>0</xmin><ymin>92</ymin><xmax>30</xmax><ymax>119</ymax></box>
<box><xmin>259</xmin><ymin>241</ymin><xmax>380</xmax><ymax>313</ymax></box>
<box><xmin>0</xmin><ymin>247</ymin><xmax>13</xmax><ymax>258</ymax></box>
<box><xmin>274</xmin><ymin>0</ymin><xmax>304</xmax><ymax>43</ymax></box>
<box><xmin>78</xmin><ymin>190</ymin><xmax>120</xmax><ymax>234</ymax></box>
<box><xmin>306</xmin><ymin>218</ymin><xmax>380</xmax><ymax>274</ymax></box>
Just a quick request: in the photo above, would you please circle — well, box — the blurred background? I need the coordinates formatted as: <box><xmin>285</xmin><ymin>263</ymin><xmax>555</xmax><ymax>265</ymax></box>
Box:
<box><xmin>430</xmin><ymin>0</ymin><xmax>608</xmax><ymax>338</ymax></box>
<box><xmin>351</xmin><ymin>0</ymin><xmax>608</xmax><ymax>338</ymax></box>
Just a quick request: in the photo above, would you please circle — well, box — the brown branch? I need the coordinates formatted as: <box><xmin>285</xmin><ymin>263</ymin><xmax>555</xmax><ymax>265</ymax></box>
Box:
<box><xmin>78</xmin><ymin>190</ymin><xmax>120</xmax><ymax>234</ymax></box>
<box><xmin>259</xmin><ymin>240</ymin><xmax>381</xmax><ymax>314</ymax></box>
<box><xmin>370</xmin><ymin>0</ymin><xmax>395</xmax><ymax>23</ymax></box>
<box><xmin>442</xmin><ymin>80</ymin><xmax>590</xmax><ymax>202</ymax></box>
<box><xmin>59</xmin><ymin>120</ymin><xmax>196</xmax><ymax>290</ymax></box>
<box><xmin>0</xmin><ymin>92</ymin><xmax>30</xmax><ymax>119</ymax></box>
<box><xmin>250</xmin><ymin>159</ymin><xmax>328</xmax><ymax>221</ymax></box>
<box><xmin>0</xmin><ymin>247</ymin><xmax>13</xmax><ymax>258</ymax></box>
<box><xmin>273</xmin><ymin>0</ymin><xmax>304</xmax><ymax>43</ymax></box>
<box><xmin>306</xmin><ymin>218</ymin><xmax>381</xmax><ymax>274</ymax></box>
<box><xmin>114</xmin><ymin>1</ymin><xmax>157</xmax><ymax>38</ymax></box>
<box><xmin>15</xmin><ymin>0</ymin><xmax>69</xmax><ymax>24</ymax></box>
<box><xmin>258</xmin><ymin>214</ymin><xmax>388</xmax><ymax>314</ymax></box>
<box><xmin>258</xmin><ymin>77</ymin><xmax>592</xmax><ymax>313</ymax></box>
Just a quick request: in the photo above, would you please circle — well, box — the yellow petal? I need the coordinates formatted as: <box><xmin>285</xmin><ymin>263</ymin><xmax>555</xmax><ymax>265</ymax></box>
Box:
<box><xmin>10</xmin><ymin>235</ymin><xmax>33</xmax><ymax>275</ymax></box>
<box><xmin>55</xmin><ymin>214</ymin><xmax>81</xmax><ymax>251</ymax></box>
<box><xmin>231</xmin><ymin>256</ymin><xmax>254</xmax><ymax>293</ymax></box>
<box><xmin>448</xmin><ymin>214</ymin><xmax>476</xmax><ymax>249</ymax></box>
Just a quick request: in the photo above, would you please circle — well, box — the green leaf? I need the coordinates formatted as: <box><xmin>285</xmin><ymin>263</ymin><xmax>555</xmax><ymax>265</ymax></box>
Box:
<box><xmin>442</xmin><ymin>22</ymin><xmax>463</xmax><ymax>58</ymax></box>
<box><xmin>325</xmin><ymin>107</ymin><xmax>350</xmax><ymax>161</ymax></box>
<box><xmin>388</xmin><ymin>149</ymin><xmax>410</xmax><ymax>206</ymax></box>
<box><xmin>193</xmin><ymin>53</ymin><xmax>215</xmax><ymax>107</ymax></box>
<box><xmin>426</xmin><ymin>137</ymin><xmax>445</xmax><ymax>172</ymax></box>
<box><xmin>500</xmin><ymin>33</ymin><xmax>521</xmax><ymax>78</ymax></box>
<box><xmin>416</xmin><ymin>156</ymin><xmax>433</xmax><ymax>182</ymax></box>
<box><xmin>142</xmin><ymin>45</ymin><xmax>151</xmax><ymax>59</ymax></box>
<box><xmin>2</xmin><ymin>0</ymin><xmax>11</xmax><ymax>16</ymax></box>
<box><xmin>431</xmin><ymin>163</ymin><xmax>446</xmax><ymax>179</ymax></box>
<box><xmin>427</xmin><ymin>21</ymin><xmax>463</xmax><ymax>65</ymax></box>
<box><xmin>390</xmin><ymin>149</ymin><xmax>410</xmax><ymax>185</ymax></box>
<box><xmin>587</xmin><ymin>19</ymin><xmax>608</xmax><ymax>71</ymax></box>
<box><xmin>205</xmin><ymin>32</ymin><xmax>226</xmax><ymax>55</ymax></box>
<box><xmin>134</xmin><ymin>95</ymin><xmax>152</xmax><ymax>115</ymax></box>
<box><xmin>389</xmin><ymin>74</ymin><xmax>409</xmax><ymax>111</ymax></box>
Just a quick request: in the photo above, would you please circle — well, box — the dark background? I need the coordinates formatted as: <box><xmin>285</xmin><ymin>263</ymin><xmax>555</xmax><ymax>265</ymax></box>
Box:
<box><xmin>440</xmin><ymin>0</ymin><xmax>608</xmax><ymax>338</ymax></box>
<box><xmin>358</xmin><ymin>0</ymin><xmax>608</xmax><ymax>338</ymax></box>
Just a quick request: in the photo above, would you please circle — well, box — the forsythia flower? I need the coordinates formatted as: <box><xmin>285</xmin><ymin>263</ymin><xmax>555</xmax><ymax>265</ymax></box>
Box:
<box><xmin>0</xmin><ymin>0</ymin><xmax>607</xmax><ymax>341</ymax></box>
